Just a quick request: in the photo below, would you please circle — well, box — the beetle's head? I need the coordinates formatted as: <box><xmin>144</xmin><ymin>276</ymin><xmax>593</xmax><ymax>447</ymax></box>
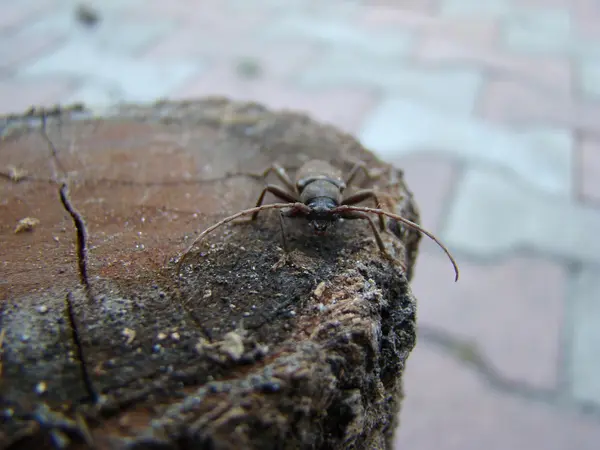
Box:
<box><xmin>307</xmin><ymin>197</ymin><xmax>339</xmax><ymax>235</ymax></box>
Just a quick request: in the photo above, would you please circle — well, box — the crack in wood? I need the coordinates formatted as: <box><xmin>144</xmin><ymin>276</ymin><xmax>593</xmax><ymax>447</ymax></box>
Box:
<box><xmin>64</xmin><ymin>292</ymin><xmax>97</xmax><ymax>404</ymax></box>
<box><xmin>40</xmin><ymin>114</ymin><xmax>68</xmax><ymax>181</ymax></box>
<box><xmin>58</xmin><ymin>183</ymin><xmax>90</xmax><ymax>292</ymax></box>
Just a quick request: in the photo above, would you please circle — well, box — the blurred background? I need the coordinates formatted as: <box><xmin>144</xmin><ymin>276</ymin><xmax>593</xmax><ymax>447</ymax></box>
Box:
<box><xmin>1</xmin><ymin>0</ymin><xmax>599</xmax><ymax>448</ymax></box>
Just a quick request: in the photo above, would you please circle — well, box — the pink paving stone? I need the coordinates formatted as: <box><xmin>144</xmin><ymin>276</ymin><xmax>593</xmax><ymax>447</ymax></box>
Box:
<box><xmin>394</xmin><ymin>346</ymin><xmax>600</xmax><ymax>450</ymax></box>
<box><xmin>573</xmin><ymin>1</ymin><xmax>600</xmax><ymax>40</ymax></box>
<box><xmin>408</xmin><ymin>252</ymin><xmax>565</xmax><ymax>390</ymax></box>
<box><xmin>0</xmin><ymin>77</ymin><xmax>76</xmax><ymax>115</ymax></box>
<box><xmin>510</xmin><ymin>0</ymin><xmax>600</xmax><ymax>40</ymax></box>
<box><xmin>0</xmin><ymin>0</ymin><xmax>53</xmax><ymax>33</ymax></box>
<box><xmin>172</xmin><ymin>68</ymin><xmax>376</xmax><ymax>133</ymax></box>
<box><xmin>579</xmin><ymin>137</ymin><xmax>600</xmax><ymax>204</ymax></box>
<box><xmin>0</xmin><ymin>29</ymin><xmax>65</xmax><ymax>72</ymax></box>
<box><xmin>477</xmin><ymin>77</ymin><xmax>600</xmax><ymax>133</ymax></box>
<box><xmin>416</xmin><ymin>39</ymin><xmax>571</xmax><ymax>94</ymax></box>
<box><xmin>514</xmin><ymin>0</ymin><xmax>579</xmax><ymax>6</ymax></box>
<box><xmin>362</xmin><ymin>10</ymin><xmax>497</xmax><ymax>46</ymax></box>
<box><xmin>386</xmin><ymin>154</ymin><xmax>459</xmax><ymax>231</ymax></box>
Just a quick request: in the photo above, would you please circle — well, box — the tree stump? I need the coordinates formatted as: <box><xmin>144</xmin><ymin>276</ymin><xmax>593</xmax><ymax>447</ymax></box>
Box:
<box><xmin>0</xmin><ymin>99</ymin><xmax>421</xmax><ymax>450</ymax></box>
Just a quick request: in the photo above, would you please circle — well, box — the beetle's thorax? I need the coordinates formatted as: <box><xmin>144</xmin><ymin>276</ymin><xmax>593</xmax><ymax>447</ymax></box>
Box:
<box><xmin>299</xmin><ymin>179</ymin><xmax>343</xmax><ymax>206</ymax></box>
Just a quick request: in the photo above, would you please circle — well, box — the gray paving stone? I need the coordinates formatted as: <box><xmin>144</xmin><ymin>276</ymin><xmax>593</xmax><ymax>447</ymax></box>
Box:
<box><xmin>298</xmin><ymin>53</ymin><xmax>481</xmax><ymax>114</ymax></box>
<box><xmin>359</xmin><ymin>97</ymin><xmax>573</xmax><ymax>196</ymax></box>
<box><xmin>568</xmin><ymin>265</ymin><xmax>600</xmax><ymax>407</ymax></box>
<box><xmin>19</xmin><ymin>41</ymin><xmax>202</xmax><ymax>104</ymax></box>
<box><xmin>440</xmin><ymin>0</ymin><xmax>512</xmax><ymax>17</ymax></box>
<box><xmin>230</xmin><ymin>0</ymin><xmax>359</xmax><ymax>19</ymax></box>
<box><xmin>25</xmin><ymin>4</ymin><xmax>174</xmax><ymax>55</ymax></box>
<box><xmin>444</xmin><ymin>167</ymin><xmax>600</xmax><ymax>263</ymax></box>
<box><xmin>65</xmin><ymin>82</ymin><xmax>125</xmax><ymax>109</ymax></box>
<box><xmin>502</xmin><ymin>8</ymin><xmax>574</xmax><ymax>56</ymax></box>
<box><xmin>263</xmin><ymin>17</ymin><xmax>415</xmax><ymax>58</ymax></box>
<box><xmin>580</xmin><ymin>59</ymin><xmax>600</xmax><ymax>100</ymax></box>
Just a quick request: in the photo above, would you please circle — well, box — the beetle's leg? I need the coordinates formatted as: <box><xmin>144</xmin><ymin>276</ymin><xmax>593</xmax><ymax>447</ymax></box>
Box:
<box><xmin>271</xmin><ymin>211</ymin><xmax>291</xmax><ymax>271</ymax></box>
<box><xmin>277</xmin><ymin>210</ymin><xmax>289</xmax><ymax>253</ymax></box>
<box><xmin>345</xmin><ymin>161</ymin><xmax>387</xmax><ymax>189</ymax></box>
<box><xmin>341</xmin><ymin>189</ymin><xmax>387</xmax><ymax>231</ymax></box>
<box><xmin>252</xmin><ymin>185</ymin><xmax>299</xmax><ymax>218</ymax></box>
<box><xmin>339</xmin><ymin>210</ymin><xmax>407</xmax><ymax>272</ymax></box>
<box><xmin>234</xmin><ymin>185</ymin><xmax>300</xmax><ymax>224</ymax></box>
<box><xmin>271</xmin><ymin>204</ymin><xmax>312</xmax><ymax>270</ymax></box>
<box><xmin>177</xmin><ymin>203</ymin><xmax>300</xmax><ymax>275</ymax></box>
<box><xmin>260</xmin><ymin>163</ymin><xmax>298</xmax><ymax>194</ymax></box>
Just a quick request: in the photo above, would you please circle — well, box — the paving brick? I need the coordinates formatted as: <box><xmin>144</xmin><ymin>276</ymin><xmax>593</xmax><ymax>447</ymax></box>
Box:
<box><xmin>502</xmin><ymin>8</ymin><xmax>574</xmax><ymax>56</ymax></box>
<box><xmin>573</xmin><ymin>0</ymin><xmax>600</xmax><ymax>40</ymax></box>
<box><xmin>64</xmin><ymin>81</ymin><xmax>125</xmax><ymax>109</ymax></box>
<box><xmin>579</xmin><ymin>59</ymin><xmax>600</xmax><ymax>100</ymax></box>
<box><xmin>410</xmin><ymin>252</ymin><xmax>565</xmax><ymax>389</ymax></box>
<box><xmin>417</xmin><ymin>18</ymin><xmax>498</xmax><ymax>46</ymax></box>
<box><xmin>299</xmin><ymin>54</ymin><xmax>482</xmax><ymax>114</ymax></box>
<box><xmin>144</xmin><ymin>31</ymin><xmax>318</xmax><ymax>80</ymax></box>
<box><xmin>387</xmin><ymin>155</ymin><xmax>459</xmax><ymax>234</ymax></box>
<box><xmin>444</xmin><ymin>166</ymin><xmax>600</xmax><ymax>263</ymax></box>
<box><xmin>359</xmin><ymin>97</ymin><xmax>573</xmax><ymax>196</ymax></box>
<box><xmin>478</xmin><ymin>77</ymin><xmax>585</xmax><ymax>129</ymax></box>
<box><xmin>568</xmin><ymin>264</ymin><xmax>600</xmax><ymax>406</ymax></box>
<box><xmin>362</xmin><ymin>11</ymin><xmax>498</xmax><ymax>46</ymax></box>
<box><xmin>0</xmin><ymin>28</ymin><xmax>64</xmax><ymax>72</ymax></box>
<box><xmin>262</xmin><ymin>16</ymin><xmax>416</xmax><ymax>58</ymax></box>
<box><xmin>579</xmin><ymin>137</ymin><xmax>600</xmax><ymax>203</ymax></box>
<box><xmin>361</xmin><ymin>0</ymin><xmax>438</xmax><ymax>16</ymax></box>
<box><xmin>0</xmin><ymin>77</ymin><xmax>76</xmax><ymax>115</ymax></box>
<box><xmin>440</xmin><ymin>0</ymin><xmax>513</xmax><ymax>17</ymax></box>
<box><xmin>172</xmin><ymin>67</ymin><xmax>376</xmax><ymax>133</ymax></box>
<box><xmin>25</xmin><ymin>6</ymin><xmax>174</xmax><ymax>55</ymax></box>
<box><xmin>19</xmin><ymin>41</ymin><xmax>202</xmax><ymax>104</ymax></box>
<box><xmin>124</xmin><ymin>0</ymin><xmax>252</xmax><ymax>24</ymax></box>
<box><xmin>416</xmin><ymin>39</ymin><xmax>571</xmax><ymax>94</ymax></box>
<box><xmin>512</xmin><ymin>0</ymin><xmax>572</xmax><ymax>6</ymax></box>
<box><xmin>394</xmin><ymin>345</ymin><xmax>600</xmax><ymax>450</ymax></box>
<box><xmin>0</xmin><ymin>0</ymin><xmax>52</xmax><ymax>33</ymax></box>
<box><xmin>228</xmin><ymin>0</ymin><xmax>359</xmax><ymax>19</ymax></box>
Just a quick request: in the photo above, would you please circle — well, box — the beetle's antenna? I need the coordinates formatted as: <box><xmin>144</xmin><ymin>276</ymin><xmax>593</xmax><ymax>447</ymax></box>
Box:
<box><xmin>334</xmin><ymin>205</ymin><xmax>460</xmax><ymax>281</ymax></box>
<box><xmin>177</xmin><ymin>202</ymin><xmax>301</xmax><ymax>273</ymax></box>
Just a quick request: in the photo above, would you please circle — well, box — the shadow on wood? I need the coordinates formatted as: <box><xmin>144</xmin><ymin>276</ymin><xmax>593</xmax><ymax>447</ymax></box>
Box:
<box><xmin>0</xmin><ymin>99</ymin><xmax>421</xmax><ymax>450</ymax></box>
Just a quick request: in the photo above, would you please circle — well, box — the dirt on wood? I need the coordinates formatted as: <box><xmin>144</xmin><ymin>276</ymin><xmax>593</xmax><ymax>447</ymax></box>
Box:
<box><xmin>0</xmin><ymin>99</ymin><xmax>421</xmax><ymax>450</ymax></box>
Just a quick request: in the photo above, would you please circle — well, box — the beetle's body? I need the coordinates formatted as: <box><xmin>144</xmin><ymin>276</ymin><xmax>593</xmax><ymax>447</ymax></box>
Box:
<box><xmin>177</xmin><ymin>159</ymin><xmax>459</xmax><ymax>281</ymax></box>
<box><xmin>290</xmin><ymin>160</ymin><xmax>345</xmax><ymax>234</ymax></box>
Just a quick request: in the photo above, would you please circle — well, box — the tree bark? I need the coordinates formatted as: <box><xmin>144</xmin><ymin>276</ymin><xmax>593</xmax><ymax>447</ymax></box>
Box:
<box><xmin>0</xmin><ymin>99</ymin><xmax>421</xmax><ymax>450</ymax></box>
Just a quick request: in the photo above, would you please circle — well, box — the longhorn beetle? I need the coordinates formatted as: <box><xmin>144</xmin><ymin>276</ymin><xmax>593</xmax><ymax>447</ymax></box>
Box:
<box><xmin>177</xmin><ymin>159</ymin><xmax>459</xmax><ymax>281</ymax></box>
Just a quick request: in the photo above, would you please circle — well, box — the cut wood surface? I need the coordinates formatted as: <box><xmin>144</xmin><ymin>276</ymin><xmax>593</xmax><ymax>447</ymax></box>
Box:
<box><xmin>0</xmin><ymin>99</ymin><xmax>421</xmax><ymax>450</ymax></box>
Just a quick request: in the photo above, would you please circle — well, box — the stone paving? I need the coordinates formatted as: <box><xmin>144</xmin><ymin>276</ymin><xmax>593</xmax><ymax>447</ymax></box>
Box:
<box><xmin>1</xmin><ymin>0</ymin><xmax>600</xmax><ymax>447</ymax></box>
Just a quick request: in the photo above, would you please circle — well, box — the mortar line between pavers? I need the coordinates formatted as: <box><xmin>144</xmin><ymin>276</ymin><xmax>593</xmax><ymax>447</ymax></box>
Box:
<box><xmin>415</xmin><ymin>56</ymin><xmax>569</xmax><ymax>100</ymax></box>
<box><xmin>297</xmin><ymin>42</ymin><xmax>578</xmax><ymax>104</ymax></box>
<box><xmin>131</xmin><ymin>22</ymin><xmax>179</xmax><ymax>58</ymax></box>
<box><xmin>557</xmin><ymin>262</ymin><xmax>580</xmax><ymax>403</ymax></box>
<box><xmin>417</xmin><ymin>325</ymin><xmax>600</xmax><ymax>421</ymax></box>
<box><xmin>418</xmin><ymin>243</ymin><xmax>589</xmax><ymax>269</ymax></box>
<box><xmin>436</xmin><ymin>158</ymin><xmax>468</xmax><ymax>238</ymax></box>
<box><xmin>388</xmin><ymin>143</ymin><xmax>572</xmax><ymax>199</ymax></box>
<box><xmin>572</xmin><ymin>125</ymin><xmax>586</xmax><ymax>204</ymax></box>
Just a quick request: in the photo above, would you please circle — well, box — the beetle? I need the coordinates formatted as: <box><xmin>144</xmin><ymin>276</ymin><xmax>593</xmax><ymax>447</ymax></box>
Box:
<box><xmin>177</xmin><ymin>159</ymin><xmax>459</xmax><ymax>281</ymax></box>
